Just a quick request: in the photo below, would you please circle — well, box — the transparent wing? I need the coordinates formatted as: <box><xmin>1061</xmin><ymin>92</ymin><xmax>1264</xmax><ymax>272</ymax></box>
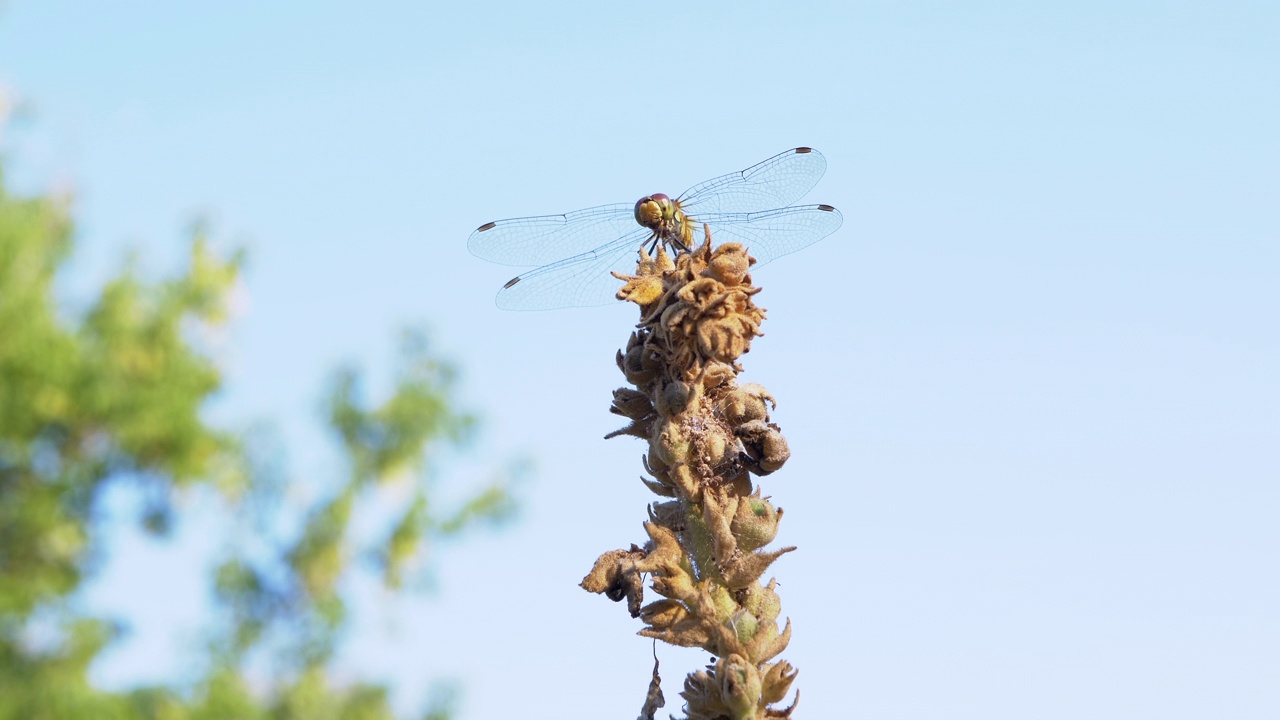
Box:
<box><xmin>471</xmin><ymin>148</ymin><xmax>836</xmax><ymax>310</ymax></box>
<box><xmin>690</xmin><ymin>204</ymin><xmax>844</xmax><ymax>265</ymax></box>
<box><xmin>468</xmin><ymin>148</ymin><xmax>827</xmax><ymax>268</ymax></box>
<box><xmin>677</xmin><ymin>147</ymin><xmax>827</xmax><ymax>216</ymax></box>
<box><xmin>494</xmin><ymin>226</ymin><xmax>652</xmax><ymax>311</ymax></box>
<box><xmin>492</xmin><ymin>206</ymin><xmax>844</xmax><ymax>310</ymax></box>
<box><xmin>467</xmin><ymin>203</ymin><xmax>637</xmax><ymax>267</ymax></box>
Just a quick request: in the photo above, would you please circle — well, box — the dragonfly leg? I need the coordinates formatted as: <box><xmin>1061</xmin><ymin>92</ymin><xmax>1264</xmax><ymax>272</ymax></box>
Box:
<box><xmin>644</xmin><ymin>232</ymin><xmax>661</xmax><ymax>256</ymax></box>
<box><xmin>663</xmin><ymin>222</ymin><xmax>693</xmax><ymax>255</ymax></box>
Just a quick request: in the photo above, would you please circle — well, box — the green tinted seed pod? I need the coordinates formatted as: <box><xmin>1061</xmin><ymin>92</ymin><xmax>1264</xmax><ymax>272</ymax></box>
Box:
<box><xmin>719</xmin><ymin>654</ymin><xmax>762</xmax><ymax>720</ymax></box>
<box><xmin>752</xmin><ymin>579</ymin><xmax>783</xmax><ymax>626</ymax></box>
<box><xmin>655</xmin><ymin>422</ymin><xmax>691</xmax><ymax>467</ymax></box>
<box><xmin>727</xmin><ymin>608</ymin><xmax>759</xmax><ymax>645</ymax></box>
<box><xmin>701</xmin><ymin>426</ymin><xmax>734</xmax><ymax>467</ymax></box>
<box><xmin>707</xmin><ymin>583</ymin><xmax>739</xmax><ymax>622</ymax></box>
<box><xmin>730</xmin><ymin>492</ymin><xmax>782</xmax><ymax>551</ymax></box>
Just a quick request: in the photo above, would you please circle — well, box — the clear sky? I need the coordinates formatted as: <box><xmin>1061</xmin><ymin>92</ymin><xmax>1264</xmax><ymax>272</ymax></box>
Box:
<box><xmin>2</xmin><ymin>1</ymin><xmax>1278</xmax><ymax>718</ymax></box>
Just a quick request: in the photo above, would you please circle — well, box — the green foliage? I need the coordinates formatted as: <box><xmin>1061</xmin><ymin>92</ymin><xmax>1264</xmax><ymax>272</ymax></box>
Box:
<box><xmin>0</xmin><ymin>160</ymin><xmax>511</xmax><ymax>718</ymax></box>
<box><xmin>0</xmin><ymin>171</ymin><xmax>237</xmax><ymax>625</ymax></box>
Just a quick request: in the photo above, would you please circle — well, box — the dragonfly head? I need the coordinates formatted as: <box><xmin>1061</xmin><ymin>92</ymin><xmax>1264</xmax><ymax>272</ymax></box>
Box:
<box><xmin>634</xmin><ymin>193</ymin><xmax>675</xmax><ymax>230</ymax></box>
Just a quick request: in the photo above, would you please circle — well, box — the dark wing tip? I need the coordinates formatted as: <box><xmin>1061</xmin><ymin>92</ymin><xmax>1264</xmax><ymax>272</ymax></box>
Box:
<box><xmin>476</xmin><ymin>221</ymin><xmax>498</xmax><ymax>232</ymax></box>
<box><xmin>502</xmin><ymin>275</ymin><xmax>522</xmax><ymax>289</ymax></box>
<box><xmin>795</xmin><ymin>147</ymin><xmax>814</xmax><ymax>154</ymax></box>
<box><xmin>818</xmin><ymin>204</ymin><xmax>837</xmax><ymax>212</ymax></box>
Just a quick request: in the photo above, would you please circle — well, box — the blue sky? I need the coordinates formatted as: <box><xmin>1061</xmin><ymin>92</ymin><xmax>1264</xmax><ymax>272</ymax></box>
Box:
<box><xmin>2</xmin><ymin>1</ymin><xmax>1278</xmax><ymax>718</ymax></box>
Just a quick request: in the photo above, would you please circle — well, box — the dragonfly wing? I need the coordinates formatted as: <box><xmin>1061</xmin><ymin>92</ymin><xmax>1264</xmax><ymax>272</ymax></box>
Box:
<box><xmin>494</xmin><ymin>227</ymin><xmax>652</xmax><ymax>310</ymax></box>
<box><xmin>693</xmin><ymin>205</ymin><xmax>843</xmax><ymax>266</ymax></box>
<box><xmin>468</xmin><ymin>203</ymin><xmax>637</xmax><ymax>267</ymax></box>
<box><xmin>677</xmin><ymin>148</ymin><xmax>828</xmax><ymax>216</ymax></box>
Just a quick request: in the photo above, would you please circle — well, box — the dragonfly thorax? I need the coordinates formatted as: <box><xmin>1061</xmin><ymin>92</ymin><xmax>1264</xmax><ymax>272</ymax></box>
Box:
<box><xmin>634</xmin><ymin>193</ymin><xmax>694</xmax><ymax>253</ymax></box>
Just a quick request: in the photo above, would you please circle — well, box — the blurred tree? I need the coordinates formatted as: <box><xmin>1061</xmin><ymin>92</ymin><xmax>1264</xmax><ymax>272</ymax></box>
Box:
<box><xmin>0</xmin><ymin>160</ymin><xmax>512</xmax><ymax>719</ymax></box>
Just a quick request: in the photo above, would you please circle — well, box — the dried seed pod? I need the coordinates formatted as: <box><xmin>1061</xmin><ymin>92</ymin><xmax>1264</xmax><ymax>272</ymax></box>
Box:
<box><xmin>676</xmin><ymin>276</ymin><xmax>726</xmax><ymax>309</ymax></box>
<box><xmin>698</xmin><ymin>424</ymin><xmax>735</xmax><ymax>467</ymax></box>
<box><xmin>613</xmin><ymin>246</ymin><xmax>675</xmax><ymax>308</ymax></box>
<box><xmin>639</xmin><ymin>521</ymin><xmax>685</xmax><ymax>571</ymax></box>
<box><xmin>615</xmin><ymin>273</ymin><xmax>665</xmax><ymax>306</ymax></box>
<box><xmin>726</xmin><ymin>608</ymin><xmax>760</xmax><ymax>646</ymax></box>
<box><xmin>658</xmin><ymin>380</ymin><xmax>692</xmax><ymax>416</ymax></box>
<box><xmin>648</xmin><ymin>500</ymin><xmax>683</xmax><ymax>530</ymax></box>
<box><xmin>742</xmin><ymin>578</ymin><xmax>783</xmax><ymax>627</ymax></box>
<box><xmin>736</xmin><ymin>420</ymin><xmax>791</xmax><ymax>475</ymax></box>
<box><xmin>718</xmin><ymin>383</ymin><xmax>775</xmax><ymax>427</ymax></box>
<box><xmin>580</xmin><ymin>547</ymin><xmax>647</xmax><ymax>617</ymax></box>
<box><xmin>706</xmin><ymin>242</ymin><xmax>754</xmax><ymax>285</ymax></box>
<box><xmin>639</xmin><ymin>598</ymin><xmax>690</xmax><ymax>631</ymax></box>
<box><xmin>653</xmin><ymin>421</ymin><xmax>690</xmax><ymax>468</ymax></box>
<box><xmin>620</xmin><ymin>345</ymin><xmax>654</xmax><ymax>385</ymax></box>
<box><xmin>611</xmin><ymin>387</ymin><xmax>654</xmax><ymax>420</ymax></box>
<box><xmin>760</xmin><ymin>660</ymin><xmax>798</xmax><ymax>705</ymax></box>
<box><xmin>650</xmin><ymin>569</ymin><xmax>697</xmax><ymax>603</ymax></box>
<box><xmin>645</xmin><ymin>445</ymin><xmax>671</xmax><ymax>477</ymax></box>
<box><xmin>730</xmin><ymin>491</ymin><xmax>782</xmax><ymax>552</ymax></box>
<box><xmin>681</xmin><ymin>668</ymin><xmax>730</xmax><ymax>720</ymax></box>
<box><xmin>747</xmin><ymin>617</ymin><xmax>791</xmax><ymax>665</ymax></box>
<box><xmin>718</xmin><ymin>654</ymin><xmax>763</xmax><ymax>720</ymax></box>
<box><xmin>701</xmin><ymin>361</ymin><xmax>737</xmax><ymax>390</ymax></box>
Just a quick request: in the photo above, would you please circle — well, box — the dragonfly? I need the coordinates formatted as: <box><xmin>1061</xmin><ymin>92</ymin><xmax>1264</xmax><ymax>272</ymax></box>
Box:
<box><xmin>468</xmin><ymin>147</ymin><xmax>843</xmax><ymax>311</ymax></box>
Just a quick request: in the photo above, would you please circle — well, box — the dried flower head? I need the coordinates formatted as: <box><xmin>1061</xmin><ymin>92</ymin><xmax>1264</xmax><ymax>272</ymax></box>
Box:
<box><xmin>584</xmin><ymin>226</ymin><xmax>799</xmax><ymax>719</ymax></box>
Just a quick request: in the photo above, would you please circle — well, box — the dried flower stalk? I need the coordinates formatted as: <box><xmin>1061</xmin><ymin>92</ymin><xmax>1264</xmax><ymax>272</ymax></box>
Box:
<box><xmin>582</xmin><ymin>226</ymin><xmax>799</xmax><ymax>720</ymax></box>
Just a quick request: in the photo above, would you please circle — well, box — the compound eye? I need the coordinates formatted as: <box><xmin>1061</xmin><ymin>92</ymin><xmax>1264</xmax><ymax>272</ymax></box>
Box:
<box><xmin>634</xmin><ymin>194</ymin><xmax>667</xmax><ymax>228</ymax></box>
